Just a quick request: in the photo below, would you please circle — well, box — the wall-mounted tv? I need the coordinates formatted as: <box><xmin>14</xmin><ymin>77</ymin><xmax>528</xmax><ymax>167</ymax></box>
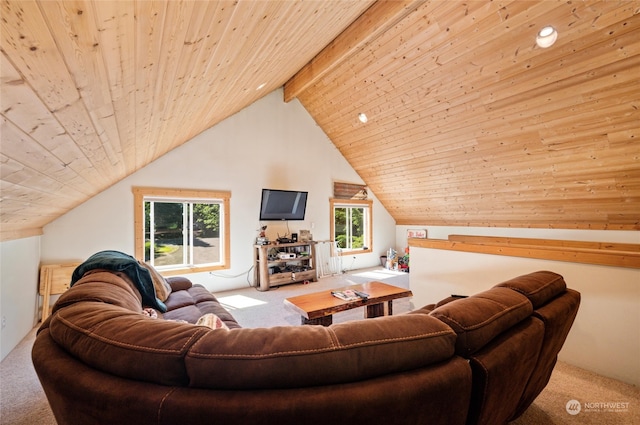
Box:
<box><xmin>259</xmin><ymin>189</ymin><xmax>308</xmax><ymax>221</ymax></box>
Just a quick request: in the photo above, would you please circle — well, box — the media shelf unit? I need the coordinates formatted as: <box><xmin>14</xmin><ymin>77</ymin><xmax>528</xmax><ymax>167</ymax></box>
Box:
<box><xmin>253</xmin><ymin>241</ymin><xmax>317</xmax><ymax>291</ymax></box>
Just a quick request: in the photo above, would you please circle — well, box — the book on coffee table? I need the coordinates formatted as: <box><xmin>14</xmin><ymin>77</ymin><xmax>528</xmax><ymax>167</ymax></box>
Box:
<box><xmin>331</xmin><ymin>289</ymin><xmax>368</xmax><ymax>301</ymax></box>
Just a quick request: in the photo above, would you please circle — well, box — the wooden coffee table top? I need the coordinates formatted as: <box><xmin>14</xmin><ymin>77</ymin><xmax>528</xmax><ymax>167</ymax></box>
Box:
<box><xmin>284</xmin><ymin>281</ymin><xmax>412</xmax><ymax>320</ymax></box>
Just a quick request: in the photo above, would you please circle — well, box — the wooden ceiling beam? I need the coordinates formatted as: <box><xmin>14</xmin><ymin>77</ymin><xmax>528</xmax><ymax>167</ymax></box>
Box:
<box><xmin>283</xmin><ymin>0</ymin><xmax>424</xmax><ymax>102</ymax></box>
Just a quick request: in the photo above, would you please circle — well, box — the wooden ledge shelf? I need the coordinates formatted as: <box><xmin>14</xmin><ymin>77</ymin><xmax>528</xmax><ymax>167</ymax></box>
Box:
<box><xmin>409</xmin><ymin>235</ymin><xmax>640</xmax><ymax>269</ymax></box>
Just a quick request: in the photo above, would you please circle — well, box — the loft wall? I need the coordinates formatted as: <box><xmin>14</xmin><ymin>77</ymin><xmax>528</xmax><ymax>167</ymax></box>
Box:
<box><xmin>0</xmin><ymin>236</ymin><xmax>40</xmax><ymax>360</ymax></box>
<box><xmin>39</xmin><ymin>89</ymin><xmax>397</xmax><ymax>292</ymax></box>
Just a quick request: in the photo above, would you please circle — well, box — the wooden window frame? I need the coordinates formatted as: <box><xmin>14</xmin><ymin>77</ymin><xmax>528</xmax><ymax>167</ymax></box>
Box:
<box><xmin>330</xmin><ymin>198</ymin><xmax>373</xmax><ymax>255</ymax></box>
<box><xmin>133</xmin><ymin>187</ymin><xmax>231</xmax><ymax>275</ymax></box>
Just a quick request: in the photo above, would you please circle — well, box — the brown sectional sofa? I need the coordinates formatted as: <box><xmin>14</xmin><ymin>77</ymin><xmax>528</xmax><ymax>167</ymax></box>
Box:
<box><xmin>32</xmin><ymin>269</ymin><xmax>579</xmax><ymax>425</ymax></box>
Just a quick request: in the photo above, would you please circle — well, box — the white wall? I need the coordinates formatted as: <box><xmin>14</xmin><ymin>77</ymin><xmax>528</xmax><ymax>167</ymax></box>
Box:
<box><xmin>41</xmin><ymin>88</ymin><xmax>396</xmax><ymax>292</ymax></box>
<box><xmin>397</xmin><ymin>225</ymin><xmax>640</xmax><ymax>386</ymax></box>
<box><xmin>0</xmin><ymin>236</ymin><xmax>40</xmax><ymax>360</ymax></box>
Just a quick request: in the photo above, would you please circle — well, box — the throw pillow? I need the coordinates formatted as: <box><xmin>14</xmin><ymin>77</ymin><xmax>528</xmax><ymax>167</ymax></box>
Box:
<box><xmin>142</xmin><ymin>307</ymin><xmax>159</xmax><ymax>319</ymax></box>
<box><xmin>196</xmin><ymin>313</ymin><xmax>229</xmax><ymax>330</ymax></box>
<box><xmin>138</xmin><ymin>261</ymin><xmax>172</xmax><ymax>302</ymax></box>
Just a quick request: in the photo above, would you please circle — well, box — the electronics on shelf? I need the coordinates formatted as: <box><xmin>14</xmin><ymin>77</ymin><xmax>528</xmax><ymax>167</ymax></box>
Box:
<box><xmin>254</xmin><ymin>241</ymin><xmax>318</xmax><ymax>291</ymax></box>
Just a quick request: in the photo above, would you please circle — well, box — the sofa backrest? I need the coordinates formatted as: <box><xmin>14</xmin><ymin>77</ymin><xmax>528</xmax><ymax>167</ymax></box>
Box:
<box><xmin>33</xmin><ymin>323</ymin><xmax>473</xmax><ymax>425</ymax></box>
<box><xmin>429</xmin><ymin>287</ymin><xmax>533</xmax><ymax>357</ymax></box>
<box><xmin>495</xmin><ymin>270</ymin><xmax>566</xmax><ymax>308</ymax></box>
<box><xmin>185</xmin><ymin>312</ymin><xmax>457</xmax><ymax>390</ymax></box>
<box><xmin>45</xmin><ymin>270</ymin><xmax>460</xmax><ymax>391</ymax></box>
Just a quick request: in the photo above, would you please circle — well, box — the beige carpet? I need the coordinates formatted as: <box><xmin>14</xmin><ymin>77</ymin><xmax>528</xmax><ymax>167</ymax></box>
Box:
<box><xmin>511</xmin><ymin>361</ymin><xmax>639</xmax><ymax>425</ymax></box>
<box><xmin>2</xmin><ymin>268</ymin><xmax>638</xmax><ymax>424</ymax></box>
<box><xmin>1</xmin><ymin>325</ymin><xmax>56</xmax><ymax>425</ymax></box>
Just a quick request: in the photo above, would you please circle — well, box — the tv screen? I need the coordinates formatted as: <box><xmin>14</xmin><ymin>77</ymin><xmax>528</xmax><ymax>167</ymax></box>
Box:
<box><xmin>259</xmin><ymin>189</ymin><xmax>308</xmax><ymax>221</ymax></box>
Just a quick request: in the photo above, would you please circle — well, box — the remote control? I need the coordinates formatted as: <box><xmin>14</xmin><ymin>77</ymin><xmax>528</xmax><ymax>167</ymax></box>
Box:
<box><xmin>354</xmin><ymin>290</ymin><xmax>369</xmax><ymax>299</ymax></box>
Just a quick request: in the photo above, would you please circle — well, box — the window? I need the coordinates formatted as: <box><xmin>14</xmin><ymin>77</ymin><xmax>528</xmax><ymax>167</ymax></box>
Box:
<box><xmin>330</xmin><ymin>198</ymin><xmax>372</xmax><ymax>255</ymax></box>
<box><xmin>133</xmin><ymin>187</ymin><xmax>230</xmax><ymax>275</ymax></box>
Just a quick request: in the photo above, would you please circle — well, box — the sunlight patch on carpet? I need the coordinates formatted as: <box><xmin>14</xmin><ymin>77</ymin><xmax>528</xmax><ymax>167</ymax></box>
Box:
<box><xmin>352</xmin><ymin>268</ymin><xmax>408</xmax><ymax>280</ymax></box>
<box><xmin>217</xmin><ymin>295</ymin><xmax>267</xmax><ymax>310</ymax></box>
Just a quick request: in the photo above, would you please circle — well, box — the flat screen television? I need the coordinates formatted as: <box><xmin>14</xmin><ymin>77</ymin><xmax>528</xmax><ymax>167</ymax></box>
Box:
<box><xmin>259</xmin><ymin>189</ymin><xmax>308</xmax><ymax>221</ymax></box>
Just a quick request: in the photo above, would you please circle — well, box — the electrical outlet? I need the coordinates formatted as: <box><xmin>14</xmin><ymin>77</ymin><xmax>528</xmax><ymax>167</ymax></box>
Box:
<box><xmin>1</xmin><ymin>316</ymin><xmax>6</xmax><ymax>329</ymax></box>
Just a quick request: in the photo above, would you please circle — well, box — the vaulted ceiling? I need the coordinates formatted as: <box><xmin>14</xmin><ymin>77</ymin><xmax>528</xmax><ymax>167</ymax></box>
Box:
<box><xmin>1</xmin><ymin>0</ymin><xmax>639</xmax><ymax>241</ymax></box>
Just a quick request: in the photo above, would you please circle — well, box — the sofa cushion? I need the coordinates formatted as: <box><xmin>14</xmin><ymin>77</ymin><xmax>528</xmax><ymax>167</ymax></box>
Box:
<box><xmin>167</xmin><ymin>276</ymin><xmax>194</xmax><ymax>292</ymax></box>
<box><xmin>430</xmin><ymin>287</ymin><xmax>532</xmax><ymax>356</ymax></box>
<box><xmin>196</xmin><ymin>313</ymin><xmax>230</xmax><ymax>330</ymax></box>
<box><xmin>184</xmin><ymin>313</ymin><xmax>457</xmax><ymax>390</ymax></box>
<box><xmin>163</xmin><ymin>285</ymin><xmax>241</xmax><ymax>329</ymax></box>
<box><xmin>495</xmin><ymin>270</ymin><xmax>566</xmax><ymax>308</ymax></box>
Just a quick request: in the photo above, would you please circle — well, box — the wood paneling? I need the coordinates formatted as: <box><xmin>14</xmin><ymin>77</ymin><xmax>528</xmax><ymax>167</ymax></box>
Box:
<box><xmin>0</xmin><ymin>0</ymin><xmax>373</xmax><ymax>241</ymax></box>
<box><xmin>409</xmin><ymin>235</ymin><xmax>640</xmax><ymax>269</ymax></box>
<box><xmin>1</xmin><ymin>1</ymin><xmax>638</xmax><ymax>241</ymax></box>
<box><xmin>290</xmin><ymin>0</ymin><xmax>640</xmax><ymax>230</ymax></box>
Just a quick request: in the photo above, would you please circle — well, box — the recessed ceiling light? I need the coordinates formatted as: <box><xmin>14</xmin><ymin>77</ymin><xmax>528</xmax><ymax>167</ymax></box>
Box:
<box><xmin>536</xmin><ymin>26</ymin><xmax>558</xmax><ymax>48</ymax></box>
<box><xmin>256</xmin><ymin>83</ymin><xmax>266</xmax><ymax>90</ymax></box>
<box><xmin>358</xmin><ymin>112</ymin><xmax>368</xmax><ymax>123</ymax></box>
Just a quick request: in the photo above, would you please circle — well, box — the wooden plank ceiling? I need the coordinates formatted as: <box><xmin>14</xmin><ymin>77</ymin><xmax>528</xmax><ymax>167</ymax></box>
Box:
<box><xmin>1</xmin><ymin>1</ymin><xmax>639</xmax><ymax>242</ymax></box>
<box><xmin>0</xmin><ymin>0</ymin><xmax>373</xmax><ymax>241</ymax></box>
<box><xmin>288</xmin><ymin>0</ymin><xmax>640</xmax><ymax>230</ymax></box>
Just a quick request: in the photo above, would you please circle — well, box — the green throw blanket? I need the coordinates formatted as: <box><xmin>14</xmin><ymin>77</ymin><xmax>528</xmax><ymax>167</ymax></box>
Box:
<box><xmin>71</xmin><ymin>250</ymin><xmax>167</xmax><ymax>312</ymax></box>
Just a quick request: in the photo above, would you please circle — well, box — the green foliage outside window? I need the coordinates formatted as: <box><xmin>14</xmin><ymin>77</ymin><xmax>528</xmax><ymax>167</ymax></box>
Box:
<box><xmin>193</xmin><ymin>203</ymin><xmax>220</xmax><ymax>237</ymax></box>
<box><xmin>334</xmin><ymin>206</ymin><xmax>365</xmax><ymax>250</ymax></box>
<box><xmin>144</xmin><ymin>201</ymin><xmax>221</xmax><ymax>264</ymax></box>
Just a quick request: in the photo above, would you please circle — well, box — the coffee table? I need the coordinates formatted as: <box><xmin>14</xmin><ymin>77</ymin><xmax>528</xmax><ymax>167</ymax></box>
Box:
<box><xmin>284</xmin><ymin>281</ymin><xmax>412</xmax><ymax>326</ymax></box>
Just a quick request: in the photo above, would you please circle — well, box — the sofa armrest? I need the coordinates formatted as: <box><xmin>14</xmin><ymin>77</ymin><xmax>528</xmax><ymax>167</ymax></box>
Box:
<box><xmin>167</xmin><ymin>276</ymin><xmax>193</xmax><ymax>291</ymax></box>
